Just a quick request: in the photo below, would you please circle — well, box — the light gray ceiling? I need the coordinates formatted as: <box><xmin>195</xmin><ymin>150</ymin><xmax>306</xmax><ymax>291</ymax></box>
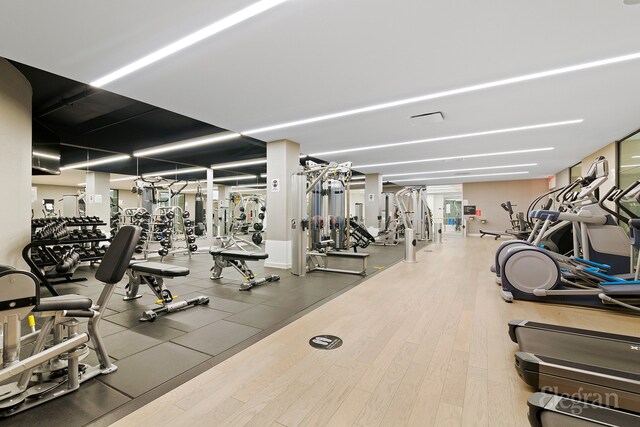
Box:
<box><xmin>2</xmin><ymin>0</ymin><xmax>640</xmax><ymax>184</ymax></box>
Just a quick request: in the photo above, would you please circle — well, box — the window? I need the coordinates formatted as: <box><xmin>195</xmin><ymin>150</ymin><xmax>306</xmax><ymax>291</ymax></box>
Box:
<box><xmin>569</xmin><ymin>162</ymin><xmax>582</xmax><ymax>184</ymax></box>
<box><xmin>618</xmin><ymin>129</ymin><xmax>640</xmax><ymax>221</ymax></box>
<box><xmin>109</xmin><ymin>189</ymin><xmax>119</xmax><ymax>217</ymax></box>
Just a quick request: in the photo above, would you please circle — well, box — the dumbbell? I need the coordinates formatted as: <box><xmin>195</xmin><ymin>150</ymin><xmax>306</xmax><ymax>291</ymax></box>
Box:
<box><xmin>188</xmin><ymin>244</ymin><xmax>198</xmax><ymax>252</ymax></box>
<box><xmin>258</xmin><ymin>213</ymin><xmax>265</xmax><ymax>220</ymax></box>
<box><xmin>260</xmin><ymin>206</ymin><xmax>266</xmax><ymax>212</ymax></box>
<box><xmin>252</xmin><ymin>232</ymin><xmax>263</xmax><ymax>245</ymax></box>
<box><xmin>253</xmin><ymin>223</ymin><xmax>263</xmax><ymax>231</ymax></box>
<box><xmin>182</xmin><ymin>211</ymin><xmax>190</xmax><ymax>219</ymax></box>
<box><xmin>184</xmin><ymin>219</ymin><xmax>193</xmax><ymax>228</ymax></box>
<box><xmin>185</xmin><ymin>228</ymin><xmax>194</xmax><ymax>236</ymax></box>
<box><xmin>239</xmin><ymin>207</ymin><xmax>245</xmax><ymax>212</ymax></box>
<box><xmin>158</xmin><ymin>248</ymin><xmax>169</xmax><ymax>257</ymax></box>
<box><xmin>165</xmin><ymin>211</ymin><xmax>175</xmax><ymax>220</ymax></box>
<box><xmin>134</xmin><ymin>246</ymin><xmax>144</xmax><ymax>254</ymax></box>
<box><xmin>187</xmin><ymin>235</ymin><xmax>196</xmax><ymax>244</ymax></box>
<box><xmin>160</xmin><ymin>239</ymin><xmax>171</xmax><ymax>248</ymax></box>
<box><xmin>165</xmin><ymin>220</ymin><xmax>174</xmax><ymax>228</ymax></box>
<box><xmin>239</xmin><ymin>213</ymin><xmax>247</xmax><ymax>220</ymax></box>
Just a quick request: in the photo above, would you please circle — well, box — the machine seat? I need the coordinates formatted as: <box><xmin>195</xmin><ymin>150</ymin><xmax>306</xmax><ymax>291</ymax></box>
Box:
<box><xmin>326</xmin><ymin>251</ymin><xmax>370</xmax><ymax>258</ymax></box>
<box><xmin>129</xmin><ymin>261</ymin><xmax>189</xmax><ymax>277</ymax></box>
<box><xmin>210</xmin><ymin>249</ymin><xmax>269</xmax><ymax>261</ymax></box>
<box><xmin>34</xmin><ymin>294</ymin><xmax>93</xmax><ymax>312</ymax></box>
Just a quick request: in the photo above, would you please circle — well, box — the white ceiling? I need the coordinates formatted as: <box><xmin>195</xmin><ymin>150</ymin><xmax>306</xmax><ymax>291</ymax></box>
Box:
<box><xmin>3</xmin><ymin>0</ymin><xmax>640</xmax><ymax>184</ymax></box>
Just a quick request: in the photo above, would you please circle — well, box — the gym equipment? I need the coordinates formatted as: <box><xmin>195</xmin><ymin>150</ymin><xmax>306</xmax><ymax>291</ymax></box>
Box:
<box><xmin>509</xmin><ymin>319</ymin><xmax>640</xmax><ymax>414</ymax></box>
<box><xmin>527</xmin><ymin>392</ymin><xmax>640</xmax><ymax>426</ymax></box>
<box><xmin>210</xmin><ymin>249</ymin><xmax>280</xmax><ymax>291</ymax></box>
<box><xmin>291</xmin><ymin>160</ymin><xmax>371</xmax><ymax>276</ymax></box>
<box><xmin>480</xmin><ymin>201</ymin><xmax>534</xmax><ymax>240</ymax></box>
<box><xmin>498</xmin><ymin>181</ymin><xmax>640</xmax><ymax>312</ymax></box>
<box><xmin>0</xmin><ymin>226</ymin><xmax>140</xmax><ymax>417</ymax></box>
<box><xmin>125</xmin><ymin>262</ymin><xmax>209</xmax><ymax>321</ymax></box>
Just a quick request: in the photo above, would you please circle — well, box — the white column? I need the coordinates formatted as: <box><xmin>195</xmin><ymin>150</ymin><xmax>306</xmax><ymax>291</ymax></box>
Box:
<box><xmin>0</xmin><ymin>59</ymin><xmax>32</xmax><ymax>268</ymax></box>
<box><xmin>85</xmin><ymin>171</ymin><xmax>111</xmax><ymax>234</ymax></box>
<box><xmin>265</xmin><ymin>139</ymin><xmax>300</xmax><ymax>269</ymax></box>
<box><xmin>364</xmin><ymin>173</ymin><xmax>383</xmax><ymax>230</ymax></box>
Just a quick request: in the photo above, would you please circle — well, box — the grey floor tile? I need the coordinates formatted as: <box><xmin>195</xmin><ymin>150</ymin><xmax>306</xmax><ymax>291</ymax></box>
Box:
<box><xmin>100</xmin><ymin>342</ymin><xmax>210</xmax><ymax>398</ymax></box>
<box><xmin>100</xmin><ymin>329</ymin><xmax>163</xmax><ymax>360</ymax></box>
<box><xmin>171</xmin><ymin>320</ymin><xmax>261</xmax><ymax>356</ymax></box>
<box><xmin>225</xmin><ymin>304</ymin><xmax>298</xmax><ymax>330</ymax></box>
<box><xmin>130</xmin><ymin>322</ymin><xmax>186</xmax><ymax>341</ymax></box>
<box><xmin>0</xmin><ymin>379</ymin><xmax>129</xmax><ymax>427</ymax></box>
<box><xmin>204</xmin><ymin>296</ymin><xmax>255</xmax><ymax>314</ymax></box>
<box><xmin>199</xmin><ymin>285</ymin><xmax>271</xmax><ymax>304</ymax></box>
<box><xmin>155</xmin><ymin>305</ymin><xmax>230</xmax><ymax>332</ymax></box>
<box><xmin>104</xmin><ymin>308</ymin><xmax>154</xmax><ymax>328</ymax></box>
<box><xmin>79</xmin><ymin>319</ymin><xmax>128</xmax><ymax>337</ymax></box>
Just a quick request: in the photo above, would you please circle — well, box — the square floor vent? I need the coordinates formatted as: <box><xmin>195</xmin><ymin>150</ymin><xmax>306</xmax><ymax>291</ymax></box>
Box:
<box><xmin>410</xmin><ymin>111</ymin><xmax>444</xmax><ymax>123</ymax></box>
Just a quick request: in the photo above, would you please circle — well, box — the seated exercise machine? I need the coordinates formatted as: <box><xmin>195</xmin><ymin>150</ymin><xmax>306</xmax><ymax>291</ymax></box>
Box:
<box><xmin>480</xmin><ymin>201</ymin><xmax>536</xmax><ymax>240</ymax></box>
<box><xmin>210</xmin><ymin>248</ymin><xmax>280</xmax><ymax>291</ymax></box>
<box><xmin>125</xmin><ymin>262</ymin><xmax>210</xmax><ymax>321</ymax></box>
<box><xmin>509</xmin><ymin>319</ymin><xmax>640</xmax><ymax>425</ymax></box>
<box><xmin>0</xmin><ymin>225</ymin><xmax>140</xmax><ymax>417</ymax></box>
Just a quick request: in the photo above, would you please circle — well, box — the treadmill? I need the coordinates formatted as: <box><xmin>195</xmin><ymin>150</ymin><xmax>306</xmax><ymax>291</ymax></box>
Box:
<box><xmin>528</xmin><ymin>393</ymin><xmax>640</xmax><ymax>426</ymax></box>
<box><xmin>508</xmin><ymin>320</ymin><xmax>640</xmax><ymax>425</ymax></box>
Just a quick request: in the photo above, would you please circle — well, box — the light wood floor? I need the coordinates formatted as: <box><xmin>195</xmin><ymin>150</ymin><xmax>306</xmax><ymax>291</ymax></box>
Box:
<box><xmin>112</xmin><ymin>235</ymin><xmax>639</xmax><ymax>427</ymax></box>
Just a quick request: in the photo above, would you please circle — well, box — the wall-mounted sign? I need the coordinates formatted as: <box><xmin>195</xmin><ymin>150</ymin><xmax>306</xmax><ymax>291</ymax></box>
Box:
<box><xmin>271</xmin><ymin>178</ymin><xmax>280</xmax><ymax>192</ymax></box>
<box><xmin>463</xmin><ymin>205</ymin><xmax>476</xmax><ymax>215</ymax></box>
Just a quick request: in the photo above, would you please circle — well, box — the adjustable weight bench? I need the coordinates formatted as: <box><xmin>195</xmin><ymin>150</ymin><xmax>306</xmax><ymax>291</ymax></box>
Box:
<box><xmin>125</xmin><ymin>262</ymin><xmax>209</xmax><ymax>321</ymax></box>
<box><xmin>210</xmin><ymin>248</ymin><xmax>280</xmax><ymax>291</ymax></box>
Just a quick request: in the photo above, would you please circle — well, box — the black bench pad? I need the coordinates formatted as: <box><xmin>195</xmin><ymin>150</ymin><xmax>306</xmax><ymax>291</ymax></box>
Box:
<box><xmin>326</xmin><ymin>252</ymin><xmax>369</xmax><ymax>258</ymax></box>
<box><xmin>210</xmin><ymin>249</ymin><xmax>268</xmax><ymax>261</ymax></box>
<box><xmin>35</xmin><ymin>294</ymin><xmax>93</xmax><ymax>312</ymax></box>
<box><xmin>129</xmin><ymin>262</ymin><xmax>190</xmax><ymax>277</ymax></box>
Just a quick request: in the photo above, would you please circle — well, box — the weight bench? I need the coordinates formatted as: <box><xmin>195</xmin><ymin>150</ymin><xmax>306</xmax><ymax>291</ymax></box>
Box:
<box><xmin>307</xmin><ymin>251</ymin><xmax>369</xmax><ymax>276</ymax></box>
<box><xmin>210</xmin><ymin>248</ymin><xmax>280</xmax><ymax>291</ymax></box>
<box><xmin>125</xmin><ymin>262</ymin><xmax>209</xmax><ymax>321</ymax></box>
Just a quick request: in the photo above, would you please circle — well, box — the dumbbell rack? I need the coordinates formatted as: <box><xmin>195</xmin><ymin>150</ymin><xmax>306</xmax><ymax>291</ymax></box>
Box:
<box><xmin>25</xmin><ymin>218</ymin><xmax>109</xmax><ymax>296</ymax></box>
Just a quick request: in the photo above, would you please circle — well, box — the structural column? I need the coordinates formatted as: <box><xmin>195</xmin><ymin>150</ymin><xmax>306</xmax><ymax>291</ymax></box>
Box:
<box><xmin>265</xmin><ymin>139</ymin><xmax>300</xmax><ymax>269</ymax></box>
<box><xmin>217</xmin><ymin>184</ymin><xmax>230</xmax><ymax>237</ymax></box>
<box><xmin>85</xmin><ymin>171</ymin><xmax>111</xmax><ymax>233</ymax></box>
<box><xmin>364</xmin><ymin>173</ymin><xmax>383</xmax><ymax>230</ymax></box>
<box><xmin>206</xmin><ymin>168</ymin><xmax>214</xmax><ymax>246</ymax></box>
<box><xmin>0</xmin><ymin>59</ymin><xmax>32</xmax><ymax>267</ymax></box>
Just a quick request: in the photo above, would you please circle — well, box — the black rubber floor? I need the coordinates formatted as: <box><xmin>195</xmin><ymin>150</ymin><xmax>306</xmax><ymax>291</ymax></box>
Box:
<box><xmin>3</xmin><ymin>239</ymin><xmax>419</xmax><ymax>427</ymax></box>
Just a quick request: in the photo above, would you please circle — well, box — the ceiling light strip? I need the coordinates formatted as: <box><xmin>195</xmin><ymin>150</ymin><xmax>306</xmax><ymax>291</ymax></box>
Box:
<box><xmin>143</xmin><ymin>167</ymin><xmax>207</xmax><ymax>178</ymax></box>
<box><xmin>134</xmin><ymin>132</ymin><xmax>240</xmax><ymax>157</ymax></box>
<box><xmin>383</xmin><ymin>163</ymin><xmax>537</xmax><ymax>178</ymax></box>
<box><xmin>211</xmin><ymin>175</ymin><xmax>258</xmax><ymax>182</ymax></box>
<box><xmin>211</xmin><ymin>158</ymin><xmax>267</xmax><ymax>170</ymax></box>
<box><xmin>310</xmin><ymin>120</ymin><xmax>580</xmax><ymax>157</ymax></box>
<box><xmin>90</xmin><ymin>0</ymin><xmax>288</xmax><ymax>87</ymax></box>
<box><xmin>243</xmin><ymin>51</ymin><xmax>640</xmax><ymax>135</ymax></box>
<box><xmin>32</xmin><ymin>151</ymin><xmax>61</xmax><ymax>160</ymax></box>
<box><xmin>60</xmin><ymin>154</ymin><xmax>130</xmax><ymax>171</ymax></box>
<box><xmin>391</xmin><ymin>171</ymin><xmax>529</xmax><ymax>182</ymax></box>
<box><xmin>356</xmin><ymin>147</ymin><xmax>553</xmax><ymax>169</ymax></box>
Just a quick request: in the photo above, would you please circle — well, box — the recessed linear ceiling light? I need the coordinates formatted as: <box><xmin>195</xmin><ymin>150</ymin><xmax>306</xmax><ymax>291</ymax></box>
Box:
<box><xmin>356</xmin><ymin>147</ymin><xmax>553</xmax><ymax>169</ymax></box>
<box><xmin>211</xmin><ymin>158</ymin><xmax>267</xmax><ymax>169</ymax></box>
<box><xmin>233</xmin><ymin>183</ymin><xmax>268</xmax><ymax>188</ymax></box>
<box><xmin>60</xmin><ymin>154</ymin><xmax>130</xmax><ymax>171</ymax></box>
<box><xmin>134</xmin><ymin>132</ymin><xmax>240</xmax><ymax>157</ymax></box>
<box><xmin>143</xmin><ymin>167</ymin><xmax>207</xmax><ymax>178</ymax></box>
<box><xmin>77</xmin><ymin>183</ymin><xmax>86</xmax><ymax>186</ymax></box>
<box><xmin>211</xmin><ymin>175</ymin><xmax>258</xmax><ymax>182</ymax></box>
<box><xmin>310</xmin><ymin>120</ymin><xmax>580</xmax><ymax>157</ymax></box>
<box><xmin>110</xmin><ymin>176</ymin><xmax>138</xmax><ymax>182</ymax></box>
<box><xmin>90</xmin><ymin>0</ymin><xmax>288</xmax><ymax>87</ymax></box>
<box><xmin>350</xmin><ymin>176</ymin><xmax>367</xmax><ymax>180</ymax></box>
<box><xmin>391</xmin><ymin>171</ymin><xmax>529</xmax><ymax>183</ymax></box>
<box><xmin>382</xmin><ymin>163</ymin><xmax>537</xmax><ymax>178</ymax></box>
<box><xmin>32</xmin><ymin>151</ymin><xmax>61</xmax><ymax>160</ymax></box>
<box><xmin>621</xmin><ymin>164</ymin><xmax>640</xmax><ymax>168</ymax></box>
<box><xmin>260</xmin><ymin>173</ymin><xmax>268</xmax><ymax>178</ymax></box>
<box><xmin>242</xmin><ymin>50</ymin><xmax>640</xmax><ymax>135</ymax></box>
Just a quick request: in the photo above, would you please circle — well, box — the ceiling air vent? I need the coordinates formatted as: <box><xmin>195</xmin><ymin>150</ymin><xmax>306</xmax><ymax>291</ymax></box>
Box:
<box><xmin>624</xmin><ymin>0</ymin><xmax>640</xmax><ymax>4</ymax></box>
<box><xmin>410</xmin><ymin>111</ymin><xmax>444</xmax><ymax>123</ymax></box>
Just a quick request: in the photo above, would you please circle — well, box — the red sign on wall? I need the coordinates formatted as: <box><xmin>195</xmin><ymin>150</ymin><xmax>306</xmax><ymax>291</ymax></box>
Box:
<box><xmin>475</xmin><ymin>209</ymin><xmax>482</xmax><ymax>216</ymax></box>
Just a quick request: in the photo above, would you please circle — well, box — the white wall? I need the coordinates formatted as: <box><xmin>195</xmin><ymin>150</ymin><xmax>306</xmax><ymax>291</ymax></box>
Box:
<box><xmin>31</xmin><ymin>184</ymin><xmax>84</xmax><ymax>218</ymax></box>
<box><xmin>0</xmin><ymin>59</ymin><xmax>31</xmax><ymax>267</ymax></box>
<box><xmin>462</xmin><ymin>179</ymin><xmax>549</xmax><ymax>235</ymax></box>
